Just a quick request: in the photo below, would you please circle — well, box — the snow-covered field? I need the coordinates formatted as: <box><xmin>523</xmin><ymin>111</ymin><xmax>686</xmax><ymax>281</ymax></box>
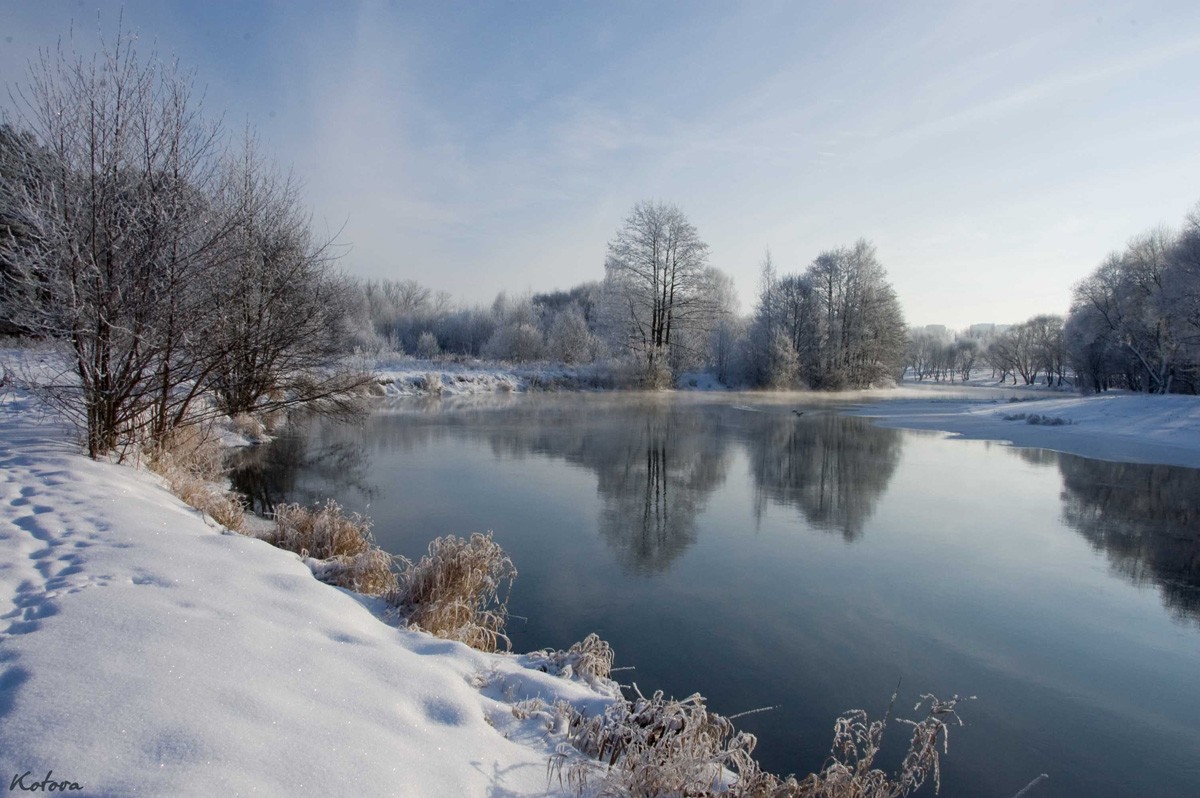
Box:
<box><xmin>0</xmin><ymin>387</ymin><xmax>615</xmax><ymax>796</ymax></box>
<box><xmin>849</xmin><ymin>382</ymin><xmax>1200</xmax><ymax>469</ymax></box>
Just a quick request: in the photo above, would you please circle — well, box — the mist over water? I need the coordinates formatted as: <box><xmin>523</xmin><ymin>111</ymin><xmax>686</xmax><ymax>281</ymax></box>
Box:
<box><xmin>230</xmin><ymin>393</ymin><xmax>1200</xmax><ymax>797</ymax></box>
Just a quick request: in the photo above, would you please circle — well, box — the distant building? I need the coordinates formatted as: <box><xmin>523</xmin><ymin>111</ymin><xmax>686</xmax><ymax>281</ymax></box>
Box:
<box><xmin>922</xmin><ymin>324</ymin><xmax>949</xmax><ymax>339</ymax></box>
<box><xmin>965</xmin><ymin>323</ymin><xmax>1011</xmax><ymax>340</ymax></box>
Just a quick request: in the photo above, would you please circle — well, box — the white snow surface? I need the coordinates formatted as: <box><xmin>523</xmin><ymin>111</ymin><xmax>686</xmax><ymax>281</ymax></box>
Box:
<box><xmin>848</xmin><ymin>382</ymin><xmax>1200</xmax><ymax>468</ymax></box>
<box><xmin>0</xmin><ymin>389</ymin><xmax>615</xmax><ymax>797</ymax></box>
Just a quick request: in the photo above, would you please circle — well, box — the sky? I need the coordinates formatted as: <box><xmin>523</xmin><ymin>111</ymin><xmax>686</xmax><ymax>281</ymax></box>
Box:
<box><xmin>3</xmin><ymin>1</ymin><xmax>1200</xmax><ymax>328</ymax></box>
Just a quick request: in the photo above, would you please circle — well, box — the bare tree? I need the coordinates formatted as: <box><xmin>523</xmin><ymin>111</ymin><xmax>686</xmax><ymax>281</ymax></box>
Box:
<box><xmin>1066</xmin><ymin>225</ymin><xmax>1189</xmax><ymax>394</ymax></box>
<box><xmin>0</xmin><ymin>31</ymin><xmax>232</xmax><ymax>454</ymax></box>
<box><xmin>753</xmin><ymin>239</ymin><xmax>905</xmax><ymax>389</ymax></box>
<box><xmin>602</xmin><ymin>201</ymin><xmax>714</xmax><ymax>385</ymax></box>
<box><xmin>199</xmin><ymin>137</ymin><xmax>363</xmax><ymax>416</ymax></box>
<box><xmin>0</xmin><ymin>31</ymin><xmax>369</xmax><ymax>455</ymax></box>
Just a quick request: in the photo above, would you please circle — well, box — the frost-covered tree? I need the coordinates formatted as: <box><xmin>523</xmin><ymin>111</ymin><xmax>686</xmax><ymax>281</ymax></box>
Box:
<box><xmin>1066</xmin><ymin>219</ymin><xmax>1197</xmax><ymax>394</ymax></box>
<box><xmin>749</xmin><ymin>240</ymin><xmax>905</xmax><ymax>389</ymax></box>
<box><xmin>0</xmin><ymin>32</ymin><xmax>234</xmax><ymax>453</ymax></box>
<box><xmin>0</xmin><ymin>31</ymin><xmax>366</xmax><ymax>454</ymax></box>
<box><xmin>200</xmin><ymin>138</ymin><xmax>360</xmax><ymax>416</ymax></box>
<box><xmin>546</xmin><ymin>303</ymin><xmax>599</xmax><ymax>364</ymax></box>
<box><xmin>601</xmin><ymin>201</ymin><xmax>715</xmax><ymax>385</ymax></box>
<box><xmin>416</xmin><ymin>331</ymin><xmax>441</xmax><ymax>360</ymax></box>
<box><xmin>482</xmin><ymin>292</ymin><xmax>544</xmax><ymax>362</ymax></box>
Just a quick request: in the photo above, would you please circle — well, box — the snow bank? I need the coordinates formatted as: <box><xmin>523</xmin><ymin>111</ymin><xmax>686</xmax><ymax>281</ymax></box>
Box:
<box><xmin>0</xmin><ymin>389</ymin><xmax>615</xmax><ymax>796</ymax></box>
<box><xmin>849</xmin><ymin>387</ymin><xmax>1200</xmax><ymax>468</ymax></box>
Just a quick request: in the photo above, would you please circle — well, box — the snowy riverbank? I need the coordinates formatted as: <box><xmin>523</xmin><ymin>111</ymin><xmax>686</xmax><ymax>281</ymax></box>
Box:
<box><xmin>848</xmin><ymin>383</ymin><xmax>1200</xmax><ymax>469</ymax></box>
<box><xmin>0</xmin><ymin>388</ymin><xmax>615</xmax><ymax>796</ymax></box>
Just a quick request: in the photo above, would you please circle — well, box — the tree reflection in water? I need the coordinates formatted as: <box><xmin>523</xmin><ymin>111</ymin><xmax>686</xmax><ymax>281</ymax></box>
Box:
<box><xmin>1058</xmin><ymin>455</ymin><xmax>1200</xmax><ymax>623</ymax></box>
<box><xmin>227</xmin><ymin>418</ymin><xmax>377</xmax><ymax>515</ymax></box>
<box><xmin>1009</xmin><ymin>446</ymin><xmax>1200</xmax><ymax>623</ymax></box>
<box><xmin>467</xmin><ymin>399</ymin><xmax>732</xmax><ymax>574</ymax></box>
<box><xmin>741</xmin><ymin>412</ymin><xmax>903</xmax><ymax>541</ymax></box>
<box><xmin>592</xmin><ymin>405</ymin><xmax>730</xmax><ymax>574</ymax></box>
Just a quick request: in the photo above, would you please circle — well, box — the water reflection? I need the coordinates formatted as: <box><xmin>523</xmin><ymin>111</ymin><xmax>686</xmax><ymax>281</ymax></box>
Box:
<box><xmin>1057</xmin><ymin>455</ymin><xmax>1200</xmax><ymax>623</ymax></box>
<box><xmin>592</xmin><ymin>406</ymin><xmax>730</xmax><ymax>574</ymax></box>
<box><xmin>455</xmin><ymin>400</ymin><xmax>732</xmax><ymax>573</ymax></box>
<box><xmin>741</xmin><ymin>413</ymin><xmax>903</xmax><ymax>540</ymax></box>
<box><xmin>231</xmin><ymin>398</ymin><xmax>908</xmax><ymax>571</ymax></box>
<box><xmin>227</xmin><ymin>422</ymin><xmax>376</xmax><ymax>515</ymax></box>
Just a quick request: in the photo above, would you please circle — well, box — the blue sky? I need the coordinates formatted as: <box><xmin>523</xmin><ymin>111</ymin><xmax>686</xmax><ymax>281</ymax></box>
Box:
<box><xmin>3</xmin><ymin>1</ymin><xmax>1200</xmax><ymax>327</ymax></box>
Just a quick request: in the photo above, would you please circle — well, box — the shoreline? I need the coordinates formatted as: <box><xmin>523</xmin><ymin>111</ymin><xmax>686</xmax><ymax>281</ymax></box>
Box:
<box><xmin>843</xmin><ymin>388</ymin><xmax>1200</xmax><ymax>470</ymax></box>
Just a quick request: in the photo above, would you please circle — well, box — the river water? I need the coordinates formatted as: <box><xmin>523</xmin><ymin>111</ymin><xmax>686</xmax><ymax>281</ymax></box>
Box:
<box><xmin>229</xmin><ymin>393</ymin><xmax>1200</xmax><ymax>797</ymax></box>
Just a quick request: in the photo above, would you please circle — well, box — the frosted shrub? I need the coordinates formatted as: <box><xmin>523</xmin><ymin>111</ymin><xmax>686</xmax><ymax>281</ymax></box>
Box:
<box><xmin>308</xmin><ymin>548</ymin><xmax>398</xmax><ymax>596</ymax></box>
<box><xmin>418</xmin><ymin>372</ymin><xmax>444</xmax><ymax>394</ymax></box>
<box><xmin>391</xmin><ymin>532</ymin><xmax>517</xmax><ymax>652</ymax></box>
<box><xmin>230</xmin><ymin>412</ymin><xmax>266</xmax><ymax>440</ymax></box>
<box><xmin>416</xmin><ymin>331</ymin><xmax>440</xmax><ymax>360</ymax></box>
<box><xmin>779</xmin><ymin>694</ymin><xmax>968</xmax><ymax>797</ymax></box>
<box><xmin>1025</xmin><ymin>414</ymin><xmax>1070</xmax><ymax>426</ymax></box>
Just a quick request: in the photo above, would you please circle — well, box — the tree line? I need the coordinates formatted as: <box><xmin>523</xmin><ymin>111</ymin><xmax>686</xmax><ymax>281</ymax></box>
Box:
<box><xmin>904</xmin><ymin>315</ymin><xmax>1067</xmax><ymax>387</ymax></box>
<box><xmin>1065</xmin><ymin>206</ymin><xmax>1200</xmax><ymax>394</ymax></box>
<box><xmin>344</xmin><ymin>201</ymin><xmax>910</xmax><ymax>390</ymax></box>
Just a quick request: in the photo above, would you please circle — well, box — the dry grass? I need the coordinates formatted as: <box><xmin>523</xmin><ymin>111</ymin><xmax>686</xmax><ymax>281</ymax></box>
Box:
<box><xmin>146</xmin><ymin>423</ymin><xmax>247</xmax><ymax>533</ymax></box>
<box><xmin>308</xmin><ymin>548</ymin><xmax>399</xmax><ymax>596</ymax></box>
<box><xmin>230</xmin><ymin>412</ymin><xmax>266</xmax><ymax>440</ymax></box>
<box><xmin>776</xmin><ymin>693</ymin><xmax>967</xmax><ymax>797</ymax></box>
<box><xmin>553</xmin><ymin>687</ymin><xmax>760</xmax><ymax>796</ymax></box>
<box><xmin>266</xmin><ymin>500</ymin><xmax>373</xmax><ymax>559</ymax></box>
<box><xmin>390</xmin><ymin>532</ymin><xmax>517</xmax><ymax>652</ymax></box>
<box><xmin>263</xmin><ymin>500</ymin><xmax>397</xmax><ymax>597</ymax></box>
<box><xmin>552</xmin><ymin>688</ymin><xmax>968</xmax><ymax>798</ymax></box>
<box><xmin>418</xmin><ymin>372</ymin><xmax>444</xmax><ymax>394</ymax></box>
<box><xmin>529</xmin><ymin>633</ymin><xmax>615</xmax><ymax>688</ymax></box>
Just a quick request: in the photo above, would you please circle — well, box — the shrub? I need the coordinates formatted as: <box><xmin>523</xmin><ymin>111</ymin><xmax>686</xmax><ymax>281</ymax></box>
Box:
<box><xmin>1025</xmin><ymin>414</ymin><xmax>1070</xmax><ymax>426</ymax></box>
<box><xmin>418</xmin><ymin>372</ymin><xmax>444</xmax><ymax>394</ymax></box>
<box><xmin>230</xmin><ymin>412</ymin><xmax>266</xmax><ymax>441</ymax></box>
<box><xmin>416</xmin><ymin>331</ymin><xmax>440</xmax><ymax>360</ymax></box>
<box><xmin>555</xmin><ymin>688</ymin><xmax>760</xmax><ymax>796</ymax></box>
<box><xmin>390</xmin><ymin>532</ymin><xmax>517</xmax><ymax>652</ymax></box>
<box><xmin>775</xmin><ymin>694</ymin><xmax>966</xmax><ymax>797</ymax></box>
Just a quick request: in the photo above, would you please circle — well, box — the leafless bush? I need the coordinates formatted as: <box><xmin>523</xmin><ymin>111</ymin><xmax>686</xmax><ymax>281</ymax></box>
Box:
<box><xmin>230</xmin><ymin>412</ymin><xmax>266</xmax><ymax>440</ymax></box>
<box><xmin>390</xmin><ymin>532</ymin><xmax>517</xmax><ymax>652</ymax></box>
<box><xmin>1025</xmin><ymin>414</ymin><xmax>1070</xmax><ymax>426</ymax></box>
<box><xmin>555</xmin><ymin>687</ymin><xmax>761</xmax><ymax>796</ymax></box>
<box><xmin>776</xmin><ymin>694</ymin><xmax>967</xmax><ymax>797</ymax></box>
<box><xmin>418</xmin><ymin>372</ymin><xmax>444</xmax><ymax>394</ymax></box>
<box><xmin>1001</xmin><ymin>412</ymin><xmax>1071</xmax><ymax>426</ymax></box>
